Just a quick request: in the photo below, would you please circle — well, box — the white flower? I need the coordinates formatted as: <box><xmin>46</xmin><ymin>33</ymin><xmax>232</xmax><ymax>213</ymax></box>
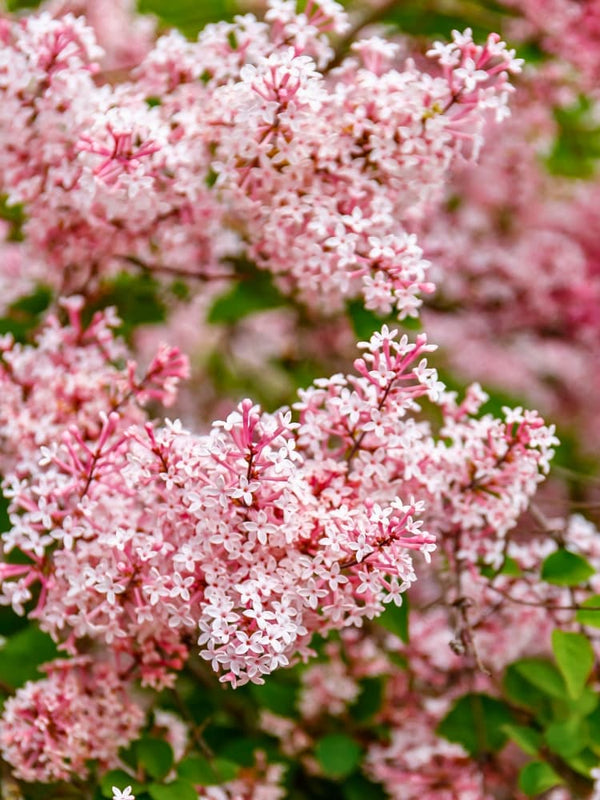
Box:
<box><xmin>112</xmin><ymin>786</ymin><xmax>135</xmax><ymax>800</ymax></box>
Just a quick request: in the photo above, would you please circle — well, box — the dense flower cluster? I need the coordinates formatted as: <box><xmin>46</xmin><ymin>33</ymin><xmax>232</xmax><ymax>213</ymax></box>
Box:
<box><xmin>417</xmin><ymin>65</ymin><xmax>600</xmax><ymax>447</ymax></box>
<box><xmin>0</xmin><ymin>313</ymin><xmax>555</xmax><ymax>708</ymax></box>
<box><xmin>0</xmin><ymin>658</ymin><xmax>144</xmax><ymax>783</ymax></box>
<box><xmin>0</xmin><ymin>3</ymin><xmax>521</xmax><ymax>314</ymax></box>
<box><xmin>1</xmin><ymin>1</ymin><xmax>598</xmax><ymax>798</ymax></box>
<box><xmin>505</xmin><ymin>0</ymin><xmax>600</xmax><ymax>89</ymax></box>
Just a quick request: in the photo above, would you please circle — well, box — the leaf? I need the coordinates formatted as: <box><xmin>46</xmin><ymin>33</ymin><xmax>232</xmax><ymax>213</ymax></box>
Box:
<box><xmin>138</xmin><ymin>0</ymin><xmax>235</xmax><ymax>37</ymax></box>
<box><xmin>350</xmin><ymin>677</ymin><xmax>385</xmax><ymax>722</ymax></box>
<box><xmin>0</xmin><ymin>489</ymin><xmax>8</xmax><ymax>535</ymax></box>
<box><xmin>561</xmin><ymin>687</ymin><xmax>599</xmax><ymax>717</ymax></box>
<box><xmin>212</xmin><ymin>759</ymin><xmax>239</xmax><ymax>783</ymax></box>
<box><xmin>437</xmin><ymin>693</ymin><xmax>514</xmax><ymax>756</ymax></box>
<box><xmin>0</xmin><ymin>626</ymin><xmax>58</xmax><ymax>689</ymax></box>
<box><xmin>315</xmin><ymin>734</ymin><xmax>362</xmax><ymax>779</ymax></box>
<box><xmin>376</xmin><ymin>596</ymin><xmax>409</xmax><ymax>643</ymax></box>
<box><xmin>218</xmin><ymin>737</ymin><xmax>258</xmax><ymax>768</ymax></box>
<box><xmin>552</xmin><ymin>630</ymin><xmax>594</xmax><ymax>699</ymax></box>
<box><xmin>177</xmin><ymin>756</ymin><xmax>219</xmax><ymax>785</ymax></box>
<box><xmin>518</xmin><ymin>761</ymin><xmax>562</xmax><ymax>796</ymax></box>
<box><xmin>541</xmin><ymin>550</ymin><xmax>595</xmax><ymax>586</ymax></box>
<box><xmin>207</xmin><ymin>270</ymin><xmax>286</xmax><ymax>325</ymax></box>
<box><xmin>0</xmin><ymin>285</ymin><xmax>53</xmax><ymax>342</ymax></box>
<box><xmin>148</xmin><ymin>779</ymin><xmax>197</xmax><ymax>800</ymax></box>
<box><xmin>250</xmin><ymin>679</ymin><xmax>298</xmax><ymax>717</ymax></box>
<box><xmin>587</xmin><ymin>706</ymin><xmax>600</xmax><ymax>746</ymax></box>
<box><xmin>87</xmin><ymin>272</ymin><xmax>166</xmax><ymax>341</ymax></box>
<box><xmin>576</xmin><ymin>595</ymin><xmax>600</xmax><ymax>628</ymax></box>
<box><xmin>566</xmin><ymin>747</ymin><xmax>600</xmax><ymax>776</ymax></box>
<box><xmin>502</xmin><ymin>724</ymin><xmax>542</xmax><ymax>756</ymax></box>
<box><xmin>135</xmin><ymin>737</ymin><xmax>174</xmax><ymax>781</ymax></box>
<box><xmin>100</xmin><ymin>770</ymin><xmax>144</xmax><ymax>797</ymax></box>
<box><xmin>342</xmin><ymin>773</ymin><xmax>387</xmax><ymax>800</ymax></box>
<box><xmin>545</xmin><ymin>717</ymin><xmax>589</xmax><ymax>758</ymax></box>
<box><xmin>546</xmin><ymin>96</ymin><xmax>600</xmax><ymax>179</ymax></box>
<box><xmin>513</xmin><ymin>658</ymin><xmax>566</xmax><ymax>699</ymax></box>
<box><xmin>347</xmin><ymin>301</ymin><xmax>387</xmax><ymax>340</ymax></box>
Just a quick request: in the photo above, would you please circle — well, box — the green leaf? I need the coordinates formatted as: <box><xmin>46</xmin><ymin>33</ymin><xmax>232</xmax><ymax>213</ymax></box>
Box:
<box><xmin>587</xmin><ymin>705</ymin><xmax>600</xmax><ymax>746</ymax></box>
<box><xmin>541</xmin><ymin>550</ymin><xmax>595</xmax><ymax>586</ymax></box>
<box><xmin>561</xmin><ymin>687</ymin><xmax>599</xmax><ymax>717</ymax></box>
<box><xmin>87</xmin><ymin>272</ymin><xmax>166</xmax><ymax>341</ymax></box>
<box><xmin>177</xmin><ymin>756</ymin><xmax>218</xmax><ymax>785</ymax></box>
<box><xmin>546</xmin><ymin>96</ymin><xmax>600</xmax><ymax>179</ymax></box>
<box><xmin>0</xmin><ymin>194</ymin><xmax>26</xmax><ymax>239</ymax></box>
<box><xmin>513</xmin><ymin>658</ymin><xmax>566</xmax><ymax>699</ymax></box>
<box><xmin>100</xmin><ymin>770</ymin><xmax>144</xmax><ymax>797</ymax></box>
<box><xmin>503</xmin><ymin>664</ymin><xmax>554</xmax><ymax>721</ymax></box>
<box><xmin>218</xmin><ymin>737</ymin><xmax>257</xmax><ymax>768</ymax></box>
<box><xmin>552</xmin><ymin>630</ymin><xmax>594</xmax><ymax>699</ymax></box>
<box><xmin>576</xmin><ymin>595</ymin><xmax>600</xmax><ymax>628</ymax></box>
<box><xmin>148</xmin><ymin>780</ymin><xmax>197</xmax><ymax>800</ymax></box>
<box><xmin>212</xmin><ymin>759</ymin><xmax>239</xmax><ymax>783</ymax></box>
<box><xmin>519</xmin><ymin>761</ymin><xmax>562</xmax><ymax>796</ymax></box>
<box><xmin>137</xmin><ymin>0</ymin><xmax>236</xmax><ymax>37</ymax></box>
<box><xmin>502</xmin><ymin>724</ymin><xmax>542</xmax><ymax>756</ymax></box>
<box><xmin>315</xmin><ymin>734</ymin><xmax>362</xmax><ymax>779</ymax></box>
<box><xmin>377</xmin><ymin>2</ymin><xmax>504</xmax><ymax>42</ymax></box>
<box><xmin>350</xmin><ymin>677</ymin><xmax>385</xmax><ymax>722</ymax></box>
<box><xmin>342</xmin><ymin>773</ymin><xmax>387</xmax><ymax>800</ymax></box>
<box><xmin>566</xmin><ymin>747</ymin><xmax>600</xmax><ymax>776</ymax></box>
<box><xmin>6</xmin><ymin>0</ymin><xmax>43</xmax><ymax>9</ymax></box>
<box><xmin>0</xmin><ymin>285</ymin><xmax>53</xmax><ymax>342</ymax></box>
<box><xmin>250</xmin><ymin>679</ymin><xmax>298</xmax><ymax>717</ymax></box>
<box><xmin>0</xmin><ymin>489</ymin><xmax>8</xmax><ymax>535</ymax></box>
<box><xmin>437</xmin><ymin>693</ymin><xmax>514</xmax><ymax>756</ymax></box>
<box><xmin>499</xmin><ymin>555</ymin><xmax>523</xmax><ymax>577</ymax></box>
<box><xmin>0</xmin><ymin>626</ymin><xmax>58</xmax><ymax>689</ymax></box>
<box><xmin>347</xmin><ymin>301</ymin><xmax>386</xmax><ymax>340</ymax></box>
<box><xmin>545</xmin><ymin>717</ymin><xmax>589</xmax><ymax>758</ymax></box>
<box><xmin>135</xmin><ymin>737</ymin><xmax>174</xmax><ymax>781</ymax></box>
<box><xmin>207</xmin><ymin>270</ymin><xmax>286</xmax><ymax>325</ymax></box>
<box><xmin>376</xmin><ymin>596</ymin><xmax>409</xmax><ymax>644</ymax></box>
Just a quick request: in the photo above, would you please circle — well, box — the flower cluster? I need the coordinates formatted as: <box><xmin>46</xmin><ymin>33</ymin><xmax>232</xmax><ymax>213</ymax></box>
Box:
<box><xmin>417</xmin><ymin>66</ymin><xmax>600</xmax><ymax>447</ymax></box>
<box><xmin>0</xmin><ymin>658</ymin><xmax>144</xmax><ymax>783</ymax></box>
<box><xmin>0</xmin><ymin>314</ymin><xmax>555</xmax><ymax>699</ymax></box>
<box><xmin>0</xmin><ymin>4</ymin><xmax>521</xmax><ymax>315</ymax></box>
<box><xmin>0</xmin><ymin>2</ymin><xmax>593</xmax><ymax>798</ymax></box>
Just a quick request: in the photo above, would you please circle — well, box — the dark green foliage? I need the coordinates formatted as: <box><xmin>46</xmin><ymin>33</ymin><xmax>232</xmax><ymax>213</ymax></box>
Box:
<box><xmin>437</xmin><ymin>693</ymin><xmax>514</xmax><ymax>755</ymax></box>
<box><xmin>207</xmin><ymin>267</ymin><xmax>286</xmax><ymax>325</ymax></box>
<box><xmin>546</xmin><ymin>97</ymin><xmax>600</xmax><ymax>179</ymax></box>
<box><xmin>85</xmin><ymin>272</ymin><xmax>167</xmax><ymax>341</ymax></box>
<box><xmin>315</xmin><ymin>733</ymin><xmax>362</xmax><ymax>779</ymax></box>
<box><xmin>0</xmin><ymin>285</ymin><xmax>52</xmax><ymax>342</ymax></box>
<box><xmin>138</xmin><ymin>0</ymin><xmax>236</xmax><ymax>38</ymax></box>
<box><xmin>375</xmin><ymin>597</ymin><xmax>410</xmax><ymax>643</ymax></box>
<box><xmin>0</xmin><ymin>626</ymin><xmax>58</xmax><ymax>690</ymax></box>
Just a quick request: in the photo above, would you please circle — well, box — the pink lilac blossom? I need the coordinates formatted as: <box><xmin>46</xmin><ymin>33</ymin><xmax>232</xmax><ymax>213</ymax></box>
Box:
<box><xmin>0</xmin><ymin>318</ymin><xmax>554</xmax><ymax>690</ymax></box>
<box><xmin>0</xmin><ymin>658</ymin><xmax>144</xmax><ymax>783</ymax></box>
<box><xmin>0</xmin><ymin>295</ymin><xmax>188</xmax><ymax>479</ymax></box>
<box><xmin>417</xmin><ymin>68</ymin><xmax>600</xmax><ymax>447</ymax></box>
<box><xmin>42</xmin><ymin>0</ymin><xmax>156</xmax><ymax>71</ymax></box>
<box><xmin>0</xmin><ymin>6</ymin><xmax>520</xmax><ymax>315</ymax></box>
<box><xmin>504</xmin><ymin>0</ymin><xmax>600</xmax><ymax>91</ymax></box>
